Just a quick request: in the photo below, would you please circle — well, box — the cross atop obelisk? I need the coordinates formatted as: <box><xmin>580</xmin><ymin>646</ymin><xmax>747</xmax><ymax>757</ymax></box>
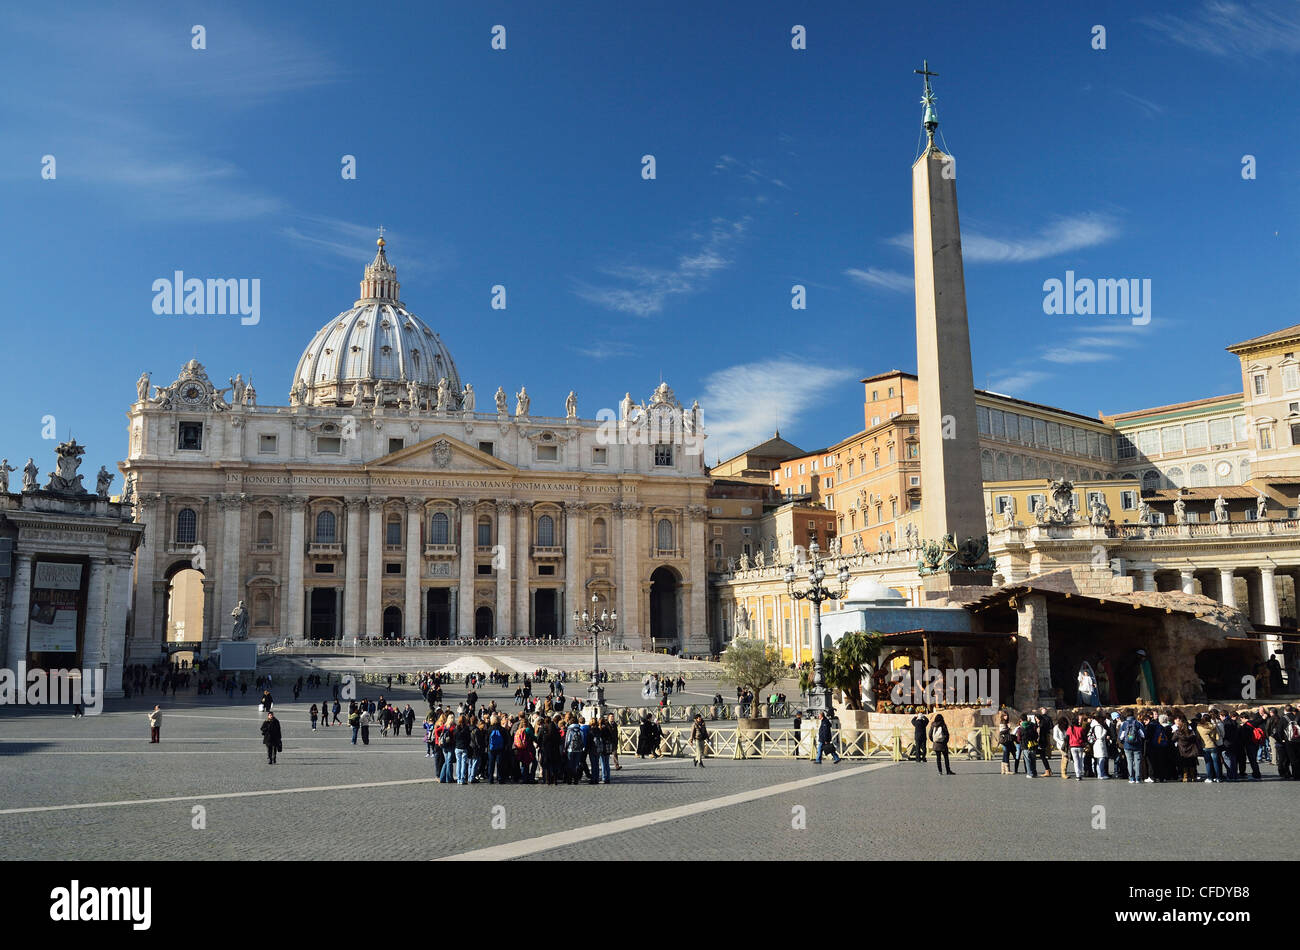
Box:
<box><xmin>915</xmin><ymin>60</ymin><xmax>939</xmax><ymax>149</ymax></box>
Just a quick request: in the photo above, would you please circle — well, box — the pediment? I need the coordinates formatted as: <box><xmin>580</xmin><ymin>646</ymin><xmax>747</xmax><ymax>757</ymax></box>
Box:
<box><xmin>369</xmin><ymin>434</ymin><xmax>519</xmax><ymax>474</ymax></box>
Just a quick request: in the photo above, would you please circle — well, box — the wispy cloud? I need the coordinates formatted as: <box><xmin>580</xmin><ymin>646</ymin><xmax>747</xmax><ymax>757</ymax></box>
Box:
<box><xmin>574</xmin><ymin>217</ymin><xmax>749</xmax><ymax>316</ymax></box>
<box><xmin>982</xmin><ymin>370</ymin><xmax>1051</xmax><ymax>395</ymax></box>
<box><xmin>1142</xmin><ymin>1</ymin><xmax>1300</xmax><ymax>58</ymax></box>
<box><xmin>714</xmin><ymin>155</ymin><xmax>790</xmax><ymax>191</ymax></box>
<box><xmin>889</xmin><ymin>213</ymin><xmax>1120</xmax><ymax>263</ymax></box>
<box><xmin>701</xmin><ymin>358</ymin><xmax>852</xmax><ymax>461</ymax></box>
<box><xmin>569</xmin><ymin>341</ymin><xmax>634</xmax><ymax>360</ymax></box>
<box><xmin>280</xmin><ymin>215</ymin><xmax>453</xmax><ymax>279</ymax></box>
<box><xmin>1113</xmin><ymin>89</ymin><xmax>1165</xmax><ymax>118</ymax></box>
<box><xmin>1041</xmin><ymin>348</ymin><xmax>1117</xmax><ymax>364</ymax></box>
<box><xmin>845</xmin><ymin>267</ymin><xmax>913</xmax><ymax>293</ymax></box>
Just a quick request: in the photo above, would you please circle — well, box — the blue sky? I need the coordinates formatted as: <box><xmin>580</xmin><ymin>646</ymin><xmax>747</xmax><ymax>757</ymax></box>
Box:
<box><xmin>1</xmin><ymin>0</ymin><xmax>1297</xmax><ymax>484</ymax></box>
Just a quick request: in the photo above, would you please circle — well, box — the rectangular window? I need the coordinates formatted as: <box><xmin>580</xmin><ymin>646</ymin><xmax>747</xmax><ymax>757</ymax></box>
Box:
<box><xmin>316</xmin><ymin>437</ymin><xmax>342</xmax><ymax>454</ymax></box>
<box><xmin>909</xmin><ymin>475</ymin><xmax>920</xmax><ymax>486</ymax></box>
<box><xmin>592</xmin><ymin>447</ymin><xmax>608</xmax><ymax>464</ymax></box>
<box><xmin>1034</xmin><ymin>419</ymin><xmax>1048</xmax><ymax>445</ymax></box>
<box><xmin>385</xmin><ymin>562</ymin><xmax>402</xmax><ymax>575</ymax></box>
<box><xmin>1137</xmin><ymin>430</ymin><xmax>1160</xmax><ymax>456</ymax></box>
<box><xmin>536</xmin><ymin>444</ymin><xmax>558</xmax><ymax>461</ymax></box>
<box><xmin>1233</xmin><ymin>415</ymin><xmax>1248</xmax><ymax>442</ymax></box>
<box><xmin>825</xmin><ymin>477</ymin><xmax>833</xmax><ymax>489</ymax></box>
<box><xmin>386</xmin><ymin>521</ymin><xmax>401</xmax><ymax>545</ymax></box>
<box><xmin>1160</xmin><ymin>426</ymin><xmax>1183</xmax><ymax>454</ymax></box>
<box><xmin>477</xmin><ymin>563</ymin><xmax>493</xmax><ymax>575</ymax></box>
<box><xmin>314</xmin><ymin>563</ymin><xmax>334</xmax><ymax>574</ymax></box>
<box><xmin>1186</xmin><ymin>512</ymin><xmax>1200</xmax><ymax>524</ymax></box>
<box><xmin>1254</xmin><ymin>374</ymin><xmax>1268</xmax><ymax>396</ymax></box>
<box><xmin>995</xmin><ymin>494</ymin><xmax>1013</xmax><ymax>514</ymax></box>
<box><xmin>976</xmin><ymin>406</ymin><xmax>991</xmax><ymax>435</ymax></box>
<box><xmin>538</xmin><ymin>565</ymin><xmax>556</xmax><ymax>576</ymax></box>
<box><xmin>742</xmin><ymin>526</ymin><xmax>752</xmax><ymax>535</ymax></box>
<box><xmin>887</xmin><ymin>445</ymin><xmax>895</xmax><ymax>462</ymax></box>
<box><xmin>1184</xmin><ymin>422</ymin><xmax>1207</xmax><ymax>450</ymax></box>
<box><xmin>1284</xmin><ymin>365</ymin><xmax>1299</xmax><ymax>391</ymax></box>
<box><xmin>258</xmin><ymin>434</ymin><xmax>277</xmax><ymax>454</ymax></box>
<box><xmin>388</xmin><ymin>438</ymin><xmax>405</xmax><ymax>454</ymax></box>
<box><xmin>477</xmin><ymin>522</ymin><xmax>492</xmax><ymax>546</ymax></box>
<box><xmin>1028</xmin><ymin>493</ymin><xmax>1046</xmax><ymax>512</ymax></box>
<box><xmin>1087</xmin><ymin>431</ymin><xmax>1100</xmax><ymax>457</ymax></box>
<box><xmin>1208</xmin><ymin>418</ymin><xmax>1232</xmax><ymax>445</ymax></box>
<box><xmin>654</xmin><ymin>444</ymin><xmax>674</xmax><ymax>466</ymax></box>
<box><xmin>178</xmin><ymin>422</ymin><xmax>203</xmax><ymax>451</ymax></box>
<box><xmin>798</xmin><ymin>463</ymin><xmax>806</xmax><ymax>474</ymax></box>
<box><xmin>1291</xmin><ymin>423</ymin><xmax>1300</xmax><ymax>446</ymax></box>
<box><xmin>1259</xmin><ymin>428</ymin><xmax>1274</xmax><ymax>450</ymax></box>
<box><xmin>712</xmin><ymin>526</ymin><xmax>723</xmax><ymax>536</ymax></box>
<box><xmin>478</xmin><ymin>441</ymin><xmax>494</xmax><ymax>456</ymax></box>
<box><xmin>1048</xmin><ymin>422</ymin><xmax>1061</xmax><ymax>450</ymax></box>
<box><xmin>1005</xmin><ymin>414</ymin><xmax>1020</xmax><ymax>442</ymax></box>
<box><xmin>1120</xmin><ymin>490</ymin><xmax>1137</xmax><ymax>510</ymax></box>
<box><xmin>741</xmin><ymin>507</ymin><xmax>753</xmax><ymax>516</ymax></box>
<box><xmin>826</xmin><ymin>494</ymin><xmax>834</xmax><ymax>509</ymax></box>
<box><xmin>990</xmin><ymin>409</ymin><xmax>1005</xmax><ymax>439</ymax></box>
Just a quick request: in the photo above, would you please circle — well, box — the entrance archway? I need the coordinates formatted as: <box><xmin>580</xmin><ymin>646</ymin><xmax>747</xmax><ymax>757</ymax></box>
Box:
<box><xmin>382</xmin><ymin>606</ymin><xmax>402</xmax><ymax>638</ymax></box>
<box><xmin>426</xmin><ymin>589</ymin><xmax>450</xmax><ymax>639</ymax></box>
<box><xmin>163</xmin><ymin>563</ymin><xmax>205</xmax><ymax>657</ymax></box>
<box><xmin>475</xmin><ymin>606</ymin><xmax>493</xmax><ymax>639</ymax></box>
<box><xmin>649</xmin><ymin>566</ymin><xmax>680</xmax><ymax>647</ymax></box>
<box><xmin>310</xmin><ymin>588</ymin><xmax>338</xmax><ymax>639</ymax></box>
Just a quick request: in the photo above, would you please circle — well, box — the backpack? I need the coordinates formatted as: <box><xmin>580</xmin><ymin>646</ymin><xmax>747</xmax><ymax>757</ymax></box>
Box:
<box><xmin>513</xmin><ymin>728</ymin><xmax>528</xmax><ymax>750</ymax></box>
<box><xmin>488</xmin><ymin>728</ymin><xmax>504</xmax><ymax>752</ymax></box>
<box><xmin>565</xmin><ymin>727</ymin><xmax>584</xmax><ymax>753</ymax></box>
<box><xmin>1119</xmin><ymin>719</ymin><xmax>1141</xmax><ymax>749</ymax></box>
<box><xmin>440</xmin><ymin>728</ymin><xmax>454</xmax><ymax>749</ymax></box>
<box><xmin>1019</xmin><ymin>721</ymin><xmax>1037</xmax><ymax>747</ymax></box>
<box><xmin>1288</xmin><ymin>719</ymin><xmax>1300</xmax><ymax>742</ymax></box>
<box><xmin>1251</xmin><ymin>724</ymin><xmax>1266</xmax><ymax>744</ymax></box>
<box><xmin>933</xmin><ymin>723</ymin><xmax>946</xmax><ymax>742</ymax></box>
<box><xmin>1155</xmin><ymin>727</ymin><xmax>1169</xmax><ymax>747</ymax></box>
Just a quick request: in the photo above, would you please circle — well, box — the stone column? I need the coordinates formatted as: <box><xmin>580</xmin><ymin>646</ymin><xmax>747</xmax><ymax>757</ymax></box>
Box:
<box><xmin>495</xmin><ymin>500</ymin><xmax>513</xmax><ymax>637</ymax></box>
<box><xmin>218</xmin><ymin>493</ymin><xmax>244</xmax><ymax>645</ymax></box>
<box><xmin>1260</xmin><ymin>565</ymin><xmax>1283</xmax><ymax>661</ymax></box>
<box><xmin>564</xmin><ymin>501</ymin><xmax>584</xmax><ymax>637</ymax></box>
<box><xmin>686</xmin><ymin>505</ymin><xmax>709</xmax><ymax>653</ymax></box>
<box><xmin>1014</xmin><ymin>593</ymin><xmax>1052</xmax><ymax>708</ymax></box>
<box><xmin>365</xmin><ymin>497</ymin><xmax>384</xmax><ymax>637</ymax></box>
<box><xmin>620</xmin><ymin>502</ymin><xmax>643</xmax><ymax>648</ymax></box>
<box><xmin>130</xmin><ymin>493</ymin><xmax>161</xmax><ymax>655</ymax></box>
<box><xmin>613</xmin><ymin>503</ymin><xmax>627</xmax><ymax>642</ymax></box>
<box><xmin>1180</xmin><ymin>569</ymin><xmax>1196</xmax><ymax>595</ymax></box>
<box><xmin>1220</xmin><ymin>570</ymin><xmax>1236</xmax><ymax>607</ymax></box>
<box><xmin>1139</xmin><ymin>569</ymin><xmax>1156</xmax><ymax>592</ymax></box>
<box><xmin>106</xmin><ymin>558</ymin><xmax>133</xmax><ymax>697</ymax></box>
<box><xmin>458</xmin><ymin>500</ymin><xmax>475</xmax><ymax>639</ymax></box>
<box><xmin>81</xmin><ymin>556</ymin><xmax>110</xmax><ymax>672</ymax></box>
<box><xmin>515</xmin><ymin>503</ymin><xmax>531</xmax><ymax>636</ymax></box>
<box><xmin>285</xmin><ymin>496</ymin><xmax>307</xmax><ymax>640</ymax></box>
<box><xmin>405</xmin><ymin>500</ymin><xmax>423</xmax><ymax>638</ymax></box>
<box><xmin>343</xmin><ymin>498</ymin><xmax>363</xmax><ymax>638</ymax></box>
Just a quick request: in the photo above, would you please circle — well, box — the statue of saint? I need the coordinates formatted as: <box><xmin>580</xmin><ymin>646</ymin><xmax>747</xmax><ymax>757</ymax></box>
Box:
<box><xmin>95</xmin><ymin>466</ymin><xmax>113</xmax><ymax>499</ymax></box>
<box><xmin>494</xmin><ymin>387</ymin><xmax>508</xmax><ymax>414</ymax></box>
<box><xmin>620</xmin><ymin>392</ymin><xmax>633</xmax><ymax>421</ymax></box>
<box><xmin>229</xmin><ymin>374</ymin><xmax>245</xmax><ymax>405</ymax></box>
<box><xmin>1214</xmin><ymin>495</ymin><xmax>1228</xmax><ymax>523</ymax></box>
<box><xmin>1137</xmin><ymin>500</ymin><xmax>1152</xmax><ymax>525</ymax></box>
<box><xmin>231</xmin><ymin>600</ymin><xmax>249</xmax><ymax>641</ymax></box>
<box><xmin>22</xmin><ymin>458</ymin><xmax>37</xmax><ymax>492</ymax></box>
<box><xmin>565</xmin><ymin>390</ymin><xmax>577</xmax><ymax>419</ymax></box>
<box><xmin>1173</xmin><ymin>496</ymin><xmax>1186</xmax><ymax>524</ymax></box>
<box><xmin>986</xmin><ymin>505</ymin><xmax>996</xmax><ymax>532</ymax></box>
<box><xmin>122</xmin><ymin>473</ymin><xmax>136</xmax><ymax>506</ymax></box>
<box><xmin>515</xmin><ymin>387</ymin><xmax>530</xmax><ymax>417</ymax></box>
<box><xmin>462</xmin><ymin>383</ymin><xmax>475</xmax><ymax>412</ymax></box>
<box><xmin>408</xmin><ymin>380</ymin><xmax>420</xmax><ymax>410</ymax></box>
<box><xmin>373</xmin><ymin>379</ymin><xmax>386</xmax><ymax>407</ymax></box>
<box><xmin>1257</xmin><ymin>493</ymin><xmax>1268</xmax><ymax>520</ymax></box>
<box><xmin>436</xmin><ymin>377</ymin><xmax>450</xmax><ymax>412</ymax></box>
<box><xmin>755</xmin><ymin>549</ymin><xmax>765</xmax><ymax>569</ymax></box>
<box><xmin>0</xmin><ymin>459</ymin><xmax>13</xmax><ymax>494</ymax></box>
<box><xmin>136</xmin><ymin>372</ymin><xmax>151</xmax><ymax>403</ymax></box>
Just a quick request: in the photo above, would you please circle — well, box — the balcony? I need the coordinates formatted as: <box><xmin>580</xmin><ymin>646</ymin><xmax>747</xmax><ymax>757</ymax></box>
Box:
<box><xmin>308</xmin><ymin>542</ymin><xmax>342</xmax><ymax>556</ymax></box>
<box><xmin>531</xmin><ymin>545</ymin><xmax>564</xmax><ymax>559</ymax></box>
<box><xmin>384</xmin><ymin>543</ymin><xmax>404</xmax><ymax>554</ymax></box>
<box><xmin>424</xmin><ymin>543</ymin><xmax>458</xmax><ymax>558</ymax></box>
<box><xmin>591</xmin><ymin>545</ymin><xmax>610</xmax><ymax>556</ymax></box>
<box><xmin>655</xmin><ymin>548</ymin><xmax>681</xmax><ymax>559</ymax></box>
<box><xmin>476</xmin><ymin>544</ymin><xmax>495</xmax><ymax>555</ymax></box>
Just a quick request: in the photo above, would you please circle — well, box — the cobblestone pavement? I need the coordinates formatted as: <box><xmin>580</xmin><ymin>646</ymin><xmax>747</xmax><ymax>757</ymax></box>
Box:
<box><xmin>2</xmin><ymin>688</ymin><xmax>1295</xmax><ymax>860</ymax></box>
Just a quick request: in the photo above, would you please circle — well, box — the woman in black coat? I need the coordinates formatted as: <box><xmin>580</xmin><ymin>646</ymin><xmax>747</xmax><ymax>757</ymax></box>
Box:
<box><xmin>928</xmin><ymin>713</ymin><xmax>954</xmax><ymax>775</ymax></box>
<box><xmin>261</xmin><ymin>712</ymin><xmax>283</xmax><ymax>764</ymax></box>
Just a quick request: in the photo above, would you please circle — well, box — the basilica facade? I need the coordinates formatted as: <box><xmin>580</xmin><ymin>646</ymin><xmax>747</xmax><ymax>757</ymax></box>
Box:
<box><xmin>121</xmin><ymin>239</ymin><xmax>711</xmax><ymax>661</ymax></box>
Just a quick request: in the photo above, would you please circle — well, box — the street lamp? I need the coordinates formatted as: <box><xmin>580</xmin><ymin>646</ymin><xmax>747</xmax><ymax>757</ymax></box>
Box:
<box><xmin>785</xmin><ymin>540</ymin><xmax>851</xmax><ymax>713</ymax></box>
<box><xmin>573</xmin><ymin>593</ymin><xmax>617</xmax><ymax>718</ymax></box>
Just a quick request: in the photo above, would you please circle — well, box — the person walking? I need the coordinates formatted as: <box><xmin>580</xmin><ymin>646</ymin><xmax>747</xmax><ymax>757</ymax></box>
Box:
<box><xmin>404</xmin><ymin>704</ymin><xmax>416</xmax><ymax>737</ymax></box>
<box><xmin>261</xmin><ymin>711</ymin><xmax>283</xmax><ymax>764</ymax></box>
<box><xmin>148</xmin><ymin>705</ymin><xmax>162</xmax><ymax>743</ymax></box>
<box><xmin>815</xmin><ymin>711</ymin><xmax>841</xmax><ymax>764</ymax></box>
<box><xmin>359</xmin><ymin>707</ymin><xmax>372</xmax><ymax>746</ymax></box>
<box><xmin>331</xmin><ymin>699</ymin><xmax>342</xmax><ymax>726</ymax></box>
<box><xmin>309</xmin><ymin>703</ymin><xmax>319</xmax><ymax>731</ymax></box>
<box><xmin>911</xmin><ymin>710</ymin><xmax>929</xmax><ymax>763</ymax></box>
<box><xmin>690</xmin><ymin>713</ymin><xmax>710</xmax><ymax>767</ymax></box>
<box><xmin>928</xmin><ymin>713</ymin><xmax>954</xmax><ymax>775</ymax></box>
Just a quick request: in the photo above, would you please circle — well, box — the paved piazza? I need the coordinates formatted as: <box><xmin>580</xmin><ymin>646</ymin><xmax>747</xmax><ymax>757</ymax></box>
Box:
<box><xmin>2</xmin><ymin>681</ymin><xmax>1295</xmax><ymax>861</ymax></box>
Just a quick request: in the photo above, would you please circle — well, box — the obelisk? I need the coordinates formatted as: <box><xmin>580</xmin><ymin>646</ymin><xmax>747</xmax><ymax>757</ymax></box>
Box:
<box><xmin>911</xmin><ymin>63</ymin><xmax>988</xmax><ymax>575</ymax></box>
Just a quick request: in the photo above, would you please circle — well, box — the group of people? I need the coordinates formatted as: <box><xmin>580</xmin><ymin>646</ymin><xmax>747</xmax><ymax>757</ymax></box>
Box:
<box><xmin>907</xmin><ymin>704</ymin><xmax>1300</xmax><ymax>783</ymax></box>
<box><xmin>424</xmin><ymin>706</ymin><xmax>622</xmax><ymax>785</ymax></box>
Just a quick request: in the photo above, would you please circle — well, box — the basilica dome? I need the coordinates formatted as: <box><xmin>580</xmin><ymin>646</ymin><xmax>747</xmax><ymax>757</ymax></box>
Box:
<box><xmin>290</xmin><ymin>238</ymin><xmax>461</xmax><ymax>408</ymax></box>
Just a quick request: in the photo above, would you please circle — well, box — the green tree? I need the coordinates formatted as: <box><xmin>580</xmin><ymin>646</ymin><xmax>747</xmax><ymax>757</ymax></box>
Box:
<box><xmin>720</xmin><ymin>638</ymin><xmax>789</xmax><ymax>718</ymax></box>
<box><xmin>824</xmin><ymin>630</ymin><xmax>884</xmax><ymax>710</ymax></box>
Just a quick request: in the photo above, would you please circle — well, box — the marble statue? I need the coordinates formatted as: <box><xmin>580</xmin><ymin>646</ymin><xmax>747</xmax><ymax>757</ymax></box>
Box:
<box><xmin>408</xmin><ymin>380</ymin><xmax>420</xmax><ymax>410</ymax></box>
<box><xmin>620</xmin><ymin>393</ymin><xmax>633</xmax><ymax>421</ymax></box>
<box><xmin>231</xmin><ymin>600</ymin><xmax>249</xmax><ymax>641</ymax></box>
<box><xmin>754</xmin><ymin>549</ymin><xmax>765</xmax><ymax>569</ymax></box>
<box><xmin>690</xmin><ymin>400</ymin><xmax>701</xmax><ymax>433</ymax></box>
<box><xmin>515</xmin><ymin>387</ymin><xmax>530</xmax><ymax>417</ymax></box>
<box><xmin>739</xmin><ymin>552</ymin><xmax>751</xmax><ymax>570</ymax></box>
<box><xmin>1001</xmin><ymin>499</ymin><xmax>1016</xmax><ymax>527</ymax></box>
<box><xmin>291</xmin><ymin>379</ymin><xmax>307</xmax><ymax>405</ymax></box>
<box><xmin>22</xmin><ymin>458</ymin><xmax>37</xmax><ymax>492</ymax></box>
<box><xmin>45</xmin><ymin>439</ymin><xmax>87</xmax><ymax>494</ymax></box>
<box><xmin>985</xmin><ymin>505</ymin><xmax>996</xmax><ymax>532</ymax></box>
<box><xmin>726</xmin><ymin>556</ymin><xmax>736</xmax><ymax>572</ymax></box>
<box><xmin>1089</xmin><ymin>496</ymin><xmax>1110</xmax><ymax>527</ymax></box>
<box><xmin>495</xmin><ymin>387</ymin><xmax>508</xmax><ymax>414</ymax></box>
<box><xmin>373</xmin><ymin>379</ymin><xmax>385</xmax><ymax>406</ymax></box>
<box><xmin>352</xmin><ymin>381</ymin><xmax>364</xmax><ymax>405</ymax></box>
<box><xmin>1214</xmin><ymin>495</ymin><xmax>1228</xmax><ymax>523</ymax></box>
<box><xmin>1257</xmin><ymin>493</ymin><xmax>1268</xmax><ymax>520</ymax></box>
<box><xmin>122</xmin><ymin>472</ymin><xmax>136</xmax><ymax>506</ymax></box>
<box><xmin>136</xmin><ymin>372</ymin><xmax>151</xmax><ymax>403</ymax></box>
<box><xmin>0</xmin><ymin>459</ymin><xmax>13</xmax><ymax>494</ymax></box>
<box><xmin>436</xmin><ymin>377</ymin><xmax>450</xmax><ymax>412</ymax></box>
<box><xmin>95</xmin><ymin>465</ymin><xmax>113</xmax><ymax>499</ymax></box>
<box><xmin>229</xmin><ymin>374</ymin><xmax>245</xmax><ymax>405</ymax></box>
<box><xmin>1137</xmin><ymin>499</ymin><xmax>1151</xmax><ymax>525</ymax></box>
<box><xmin>462</xmin><ymin>383</ymin><xmax>475</xmax><ymax>412</ymax></box>
<box><xmin>565</xmin><ymin>390</ymin><xmax>577</xmax><ymax>420</ymax></box>
<box><xmin>829</xmin><ymin>536</ymin><xmax>841</xmax><ymax>555</ymax></box>
<box><xmin>852</xmin><ymin>535</ymin><xmax>863</xmax><ymax>554</ymax></box>
<box><xmin>1173</xmin><ymin>496</ymin><xmax>1186</xmax><ymax>524</ymax></box>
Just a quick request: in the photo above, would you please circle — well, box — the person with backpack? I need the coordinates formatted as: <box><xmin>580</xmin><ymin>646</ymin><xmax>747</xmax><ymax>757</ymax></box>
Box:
<box><xmin>585</xmin><ymin>716</ymin><xmax>605</xmax><ymax>783</ymax></box>
<box><xmin>1144</xmin><ymin>713</ymin><xmax>1170</xmax><ymax>782</ymax></box>
<box><xmin>1015</xmin><ymin>711</ymin><xmax>1040</xmax><ymax>777</ymax></box>
<box><xmin>1242</xmin><ymin>710</ymin><xmax>1265</xmax><ymax>781</ymax></box>
<box><xmin>928</xmin><ymin>713</ymin><xmax>954</xmax><ymax>775</ymax></box>
<box><xmin>1220</xmin><ymin>709</ymin><xmax>1241</xmax><ymax>781</ymax></box>
<box><xmin>690</xmin><ymin>714</ymin><xmax>710</xmax><ymax>767</ymax></box>
<box><xmin>1117</xmin><ymin>708</ymin><xmax>1145</xmax><ymax>784</ymax></box>
<box><xmin>486</xmin><ymin>716</ymin><xmax>507</xmax><ymax>784</ymax></box>
<box><xmin>347</xmin><ymin>703</ymin><xmax>361</xmax><ymax>745</ymax></box>
<box><xmin>1282</xmin><ymin>706</ymin><xmax>1300</xmax><ymax>780</ymax></box>
<box><xmin>815</xmin><ymin>712</ymin><xmax>841</xmax><ymax>765</ymax></box>
<box><xmin>1088</xmin><ymin>712</ymin><xmax>1111</xmax><ymax>779</ymax></box>
<box><xmin>564</xmin><ymin>716</ymin><xmax>586</xmax><ymax>782</ymax></box>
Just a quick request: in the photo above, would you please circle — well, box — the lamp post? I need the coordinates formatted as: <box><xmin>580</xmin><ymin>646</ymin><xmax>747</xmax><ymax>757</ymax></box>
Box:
<box><xmin>573</xmin><ymin>593</ymin><xmax>617</xmax><ymax>718</ymax></box>
<box><xmin>785</xmin><ymin>540</ymin><xmax>851</xmax><ymax>713</ymax></box>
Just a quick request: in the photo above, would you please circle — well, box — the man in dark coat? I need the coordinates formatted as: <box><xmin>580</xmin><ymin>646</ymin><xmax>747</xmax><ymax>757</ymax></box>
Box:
<box><xmin>261</xmin><ymin>712</ymin><xmax>283</xmax><ymax>764</ymax></box>
<box><xmin>815</xmin><ymin>712</ymin><xmax>841</xmax><ymax>764</ymax></box>
<box><xmin>910</xmin><ymin>711</ymin><xmax>929</xmax><ymax>762</ymax></box>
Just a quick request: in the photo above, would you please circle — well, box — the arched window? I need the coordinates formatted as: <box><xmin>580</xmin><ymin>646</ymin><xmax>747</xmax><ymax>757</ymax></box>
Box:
<box><xmin>1239</xmin><ymin>458</ymin><xmax>1251</xmax><ymax>481</ymax></box>
<box><xmin>315</xmin><ymin>510</ymin><xmax>336</xmax><ymax>543</ymax></box>
<box><xmin>592</xmin><ymin>518</ymin><xmax>608</xmax><ymax>549</ymax></box>
<box><xmin>1143</xmin><ymin>470</ymin><xmax>1162</xmax><ymax>491</ymax></box>
<box><xmin>256</xmin><ymin>511</ymin><xmax>273</xmax><ymax>545</ymax></box>
<box><xmin>386</xmin><ymin>514</ymin><xmax>401</xmax><ymax>546</ymax></box>
<box><xmin>477</xmin><ymin>516</ymin><xmax>492</xmax><ymax>547</ymax></box>
<box><xmin>1165</xmin><ymin>467</ymin><xmax>1184</xmax><ymax>488</ymax></box>
<box><xmin>430</xmin><ymin>511</ymin><xmax>449</xmax><ymax>544</ymax></box>
<box><xmin>176</xmin><ymin>508</ymin><xmax>197</xmax><ymax>544</ymax></box>
<box><xmin>1190</xmin><ymin>463</ymin><xmax>1209</xmax><ymax>487</ymax></box>
<box><xmin>537</xmin><ymin>514</ymin><xmax>555</xmax><ymax>546</ymax></box>
<box><xmin>657</xmin><ymin>518</ymin><xmax>674</xmax><ymax>552</ymax></box>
